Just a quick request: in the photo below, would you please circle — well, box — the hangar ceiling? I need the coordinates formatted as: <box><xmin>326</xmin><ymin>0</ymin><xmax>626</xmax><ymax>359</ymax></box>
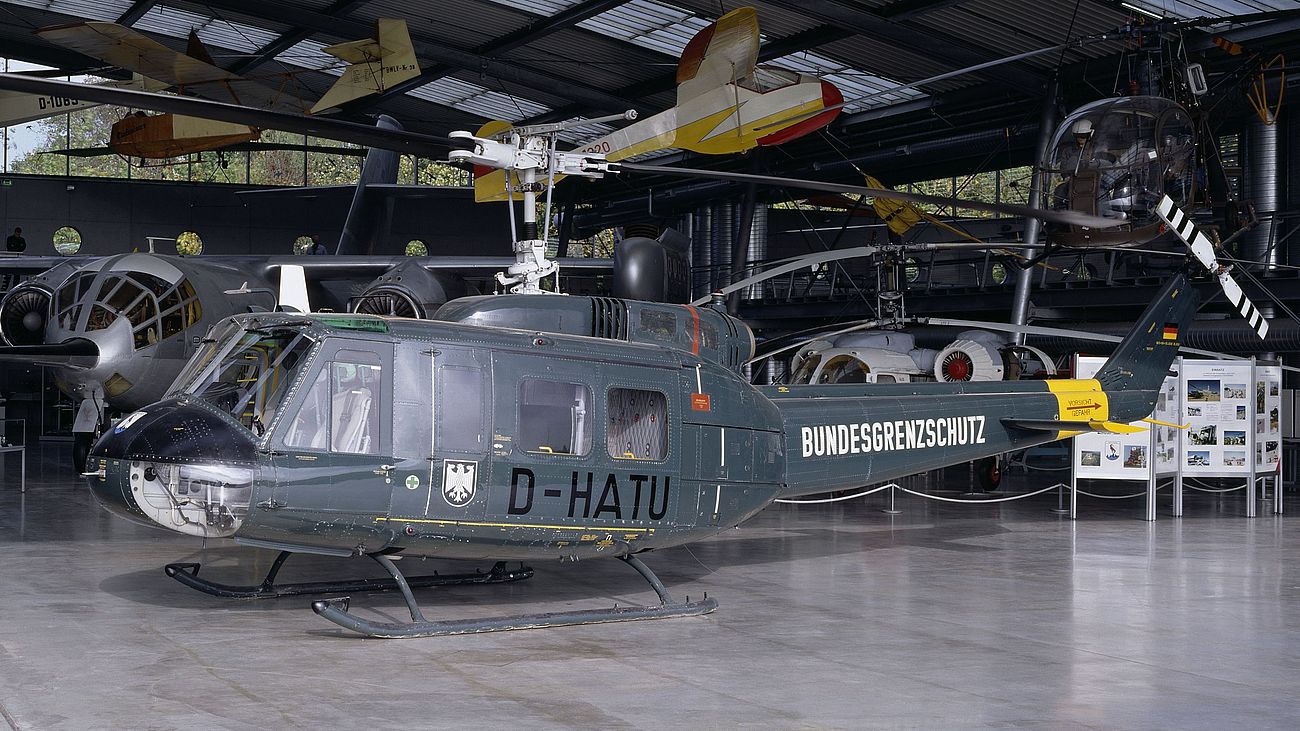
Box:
<box><xmin>0</xmin><ymin>0</ymin><xmax>1294</xmax><ymax>198</ymax></box>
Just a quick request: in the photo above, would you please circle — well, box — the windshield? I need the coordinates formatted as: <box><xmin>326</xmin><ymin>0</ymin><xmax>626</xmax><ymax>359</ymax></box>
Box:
<box><xmin>171</xmin><ymin>321</ymin><xmax>316</xmax><ymax>436</ymax></box>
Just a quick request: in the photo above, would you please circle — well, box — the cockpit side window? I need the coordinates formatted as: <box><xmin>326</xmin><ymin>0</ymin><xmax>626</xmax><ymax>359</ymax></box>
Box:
<box><xmin>178</xmin><ymin>327</ymin><xmax>316</xmax><ymax>437</ymax></box>
<box><xmin>283</xmin><ymin>358</ymin><xmax>383</xmax><ymax>455</ymax></box>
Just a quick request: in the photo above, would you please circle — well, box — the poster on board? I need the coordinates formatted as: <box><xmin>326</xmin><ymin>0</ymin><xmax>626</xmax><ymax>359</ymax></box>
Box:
<box><xmin>1180</xmin><ymin>360</ymin><xmax>1254</xmax><ymax>476</ymax></box>
<box><xmin>1073</xmin><ymin>356</ymin><xmax>1178</xmax><ymax>480</ymax></box>
<box><xmin>1255</xmin><ymin>363</ymin><xmax>1282</xmax><ymax>470</ymax></box>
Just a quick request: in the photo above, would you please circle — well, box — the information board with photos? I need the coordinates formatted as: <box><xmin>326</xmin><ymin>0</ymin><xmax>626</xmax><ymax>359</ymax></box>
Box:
<box><xmin>1255</xmin><ymin>363</ymin><xmax>1282</xmax><ymax>471</ymax></box>
<box><xmin>1179</xmin><ymin>360</ymin><xmax>1259</xmax><ymax>476</ymax></box>
<box><xmin>1073</xmin><ymin>356</ymin><xmax>1179</xmax><ymax>480</ymax></box>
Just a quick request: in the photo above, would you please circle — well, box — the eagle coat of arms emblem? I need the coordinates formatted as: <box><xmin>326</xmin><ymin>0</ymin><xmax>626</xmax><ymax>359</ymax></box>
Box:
<box><xmin>442</xmin><ymin>460</ymin><xmax>478</xmax><ymax>507</ymax></box>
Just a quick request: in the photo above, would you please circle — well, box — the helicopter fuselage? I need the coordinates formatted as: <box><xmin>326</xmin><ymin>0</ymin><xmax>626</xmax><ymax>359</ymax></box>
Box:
<box><xmin>86</xmin><ymin>287</ymin><xmax>1184</xmax><ymax>564</ymax></box>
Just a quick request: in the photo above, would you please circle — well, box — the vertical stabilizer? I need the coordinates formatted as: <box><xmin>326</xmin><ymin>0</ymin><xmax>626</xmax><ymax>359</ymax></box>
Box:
<box><xmin>310</xmin><ymin>19</ymin><xmax>420</xmax><ymax>114</ymax></box>
<box><xmin>336</xmin><ymin>114</ymin><xmax>402</xmax><ymax>256</ymax></box>
<box><xmin>1094</xmin><ymin>270</ymin><xmax>1197</xmax><ymax>396</ymax></box>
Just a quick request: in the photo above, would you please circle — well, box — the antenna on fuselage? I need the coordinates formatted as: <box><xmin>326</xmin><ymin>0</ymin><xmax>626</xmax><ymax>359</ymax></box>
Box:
<box><xmin>447</xmin><ymin>110</ymin><xmax>635</xmax><ymax>294</ymax></box>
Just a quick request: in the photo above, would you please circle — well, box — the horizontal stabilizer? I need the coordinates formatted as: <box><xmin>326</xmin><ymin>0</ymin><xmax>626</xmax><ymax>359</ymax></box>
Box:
<box><xmin>1003</xmin><ymin>418</ymin><xmax>1147</xmax><ymax>435</ymax></box>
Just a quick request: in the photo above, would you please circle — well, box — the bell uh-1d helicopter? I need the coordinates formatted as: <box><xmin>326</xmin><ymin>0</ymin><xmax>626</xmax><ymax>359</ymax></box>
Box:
<box><xmin>80</xmin><ymin>115</ymin><xmax>1267</xmax><ymax>639</ymax></box>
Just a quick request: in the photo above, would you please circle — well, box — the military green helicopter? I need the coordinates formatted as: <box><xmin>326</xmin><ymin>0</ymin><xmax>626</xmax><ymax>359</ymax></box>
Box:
<box><xmin>79</xmin><ymin>114</ymin><xmax>1264</xmax><ymax>639</ymax></box>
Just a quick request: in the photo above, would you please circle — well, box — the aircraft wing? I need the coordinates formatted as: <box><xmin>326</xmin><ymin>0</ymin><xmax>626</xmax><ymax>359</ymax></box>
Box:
<box><xmin>37</xmin><ymin>22</ymin><xmax>311</xmax><ymax>114</ymax></box>
<box><xmin>0</xmin><ymin>338</ymin><xmax>98</xmax><ymax>369</ymax></box>
<box><xmin>246</xmin><ymin>255</ymin><xmax>611</xmax><ymax>278</ymax></box>
<box><xmin>0</xmin><ymin>74</ymin><xmax>451</xmax><ymax>157</ymax></box>
<box><xmin>675</xmin><ymin>7</ymin><xmax>759</xmax><ymax>104</ymax></box>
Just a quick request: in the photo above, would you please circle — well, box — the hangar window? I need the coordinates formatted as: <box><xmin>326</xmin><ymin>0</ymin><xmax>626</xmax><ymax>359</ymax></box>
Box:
<box><xmin>405</xmin><ymin>239</ymin><xmax>428</xmax><ymax>256</ymax></box>
<box><xmin>518</xmin><ymin>379</ymin><xmax>592</xmax><ymax>456</ymax></box>
<box><xmin>176</xmin><ymin>231</ymin><xmax>203</xmax><ymax>256</ymax></box>
<box><xmin>53</xmin><ymin>226</ymin><xmax>81</xmax><ymax>255</ymax></box>
<box><xmin>293</xmin><ymin>235</ymin><xmax>314</xmax><ymax>255</ymax></box>
<box><xmin>607</xmin><ymin>388</ymin><xmax>667</xmax><ymax>461</ymax></box>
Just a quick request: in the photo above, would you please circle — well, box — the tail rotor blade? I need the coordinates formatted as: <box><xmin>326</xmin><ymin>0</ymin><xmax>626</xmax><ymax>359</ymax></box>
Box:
<box><xmin>1153</xmin><ymin>195</ymin><xmax>1269</xmax><ymax>339</ymax></box>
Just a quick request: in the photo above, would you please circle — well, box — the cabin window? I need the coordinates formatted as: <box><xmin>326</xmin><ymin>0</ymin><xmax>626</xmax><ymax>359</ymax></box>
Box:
<box><xmin>284</xmin><ymin>359</ymin><xmax>382</xmax><ymax>454</ymax></box>
<box><xmin>438</xmin><ymin>365</ymin><xmax>483</xmax><ymax>452</ymax></box>
<box><xmin>517</xmin><ymin>379</ymin><xmax>591</xmax><ymax>456</ymax></box>
<box><xmin>607</xmin><ymin>388</ymin><xmax>667</xmax><ymax>461</ymax></box>
<box><xmin>790</xmin><ymin>353</ymin><xmax>821</xmax><ymax>384</ymax></box>
<box><xmin>819</xmin><ymin>355</ymin><xmax>870</xmax><ymax>384</ymax></box>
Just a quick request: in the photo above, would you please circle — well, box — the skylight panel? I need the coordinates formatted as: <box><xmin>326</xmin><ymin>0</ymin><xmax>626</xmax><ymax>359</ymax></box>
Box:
<box><xmin>1120</xmin><ymin>0</ymin><xmax>1295</xmax><ymax>20</ymax></box>
<box><xmin>2</xmin><ymin>0</ymin><xmax>131</xmax><ymax>20</ymax></box>
<box><xmin>134</xmin><ymin>6</ymin><xmax>279</xmax><ymax>54</ymax></box>
<box><xmin>476</xmin><ymin>0</ymin><xmax>584</xmax><ymax>15</ymax></box>
<box><xmin>577</xmin><ymin>0</ymin><xmax>710</xmax><ymax>56</ymax></box>
<box><xmin>768</xmin><ymin>51</ymin><xmax>926</xmax><ymax>113</ymax></box>
<box><xmin>273</xmin><ymin>39</ymin><xmax>344</xmax><ymax>75</ymax></box>
<box><xmin>409</xmin><ymin>77</ymin><xmax>550</xmax><ymax>121</ymax></box>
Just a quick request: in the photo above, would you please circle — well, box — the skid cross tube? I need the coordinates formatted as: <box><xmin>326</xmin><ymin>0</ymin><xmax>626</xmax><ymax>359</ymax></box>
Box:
<box><xmin>164</xmin><ymin>552</ymin><xmax>532</xmax><ymax>599</ymax></box>
<box><xmin>311</xmin><ymin>553</ymin><xmax>718</xmax><ymax>638</ymax></box>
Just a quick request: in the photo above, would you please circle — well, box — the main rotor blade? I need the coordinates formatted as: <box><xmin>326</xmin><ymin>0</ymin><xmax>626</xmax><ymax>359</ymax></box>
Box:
<box><xmin>614</xmin><ymin>162</ymin><xmax>1122</xmax><ymax>230</ymax></box>
<box><xmin>0</xmin><ymin>74</ymin><xmax>453</xmax><ymax>156</ymax></box>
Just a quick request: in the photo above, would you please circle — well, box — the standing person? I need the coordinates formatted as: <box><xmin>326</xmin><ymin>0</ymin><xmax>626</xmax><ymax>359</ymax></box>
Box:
<box><xmin>5</xmin><ymin>227</ymin><xmax>26</xmax><ymax>253</ymax></box>
<box><xmin>72</xmin><ymin>395</ymin><xmax>103</xmax><ymax>473</ymax></box>
<box><xmin>309</xmin><ymin>234</ymin><xmax>328</xmax><ymax>255</ymax></box>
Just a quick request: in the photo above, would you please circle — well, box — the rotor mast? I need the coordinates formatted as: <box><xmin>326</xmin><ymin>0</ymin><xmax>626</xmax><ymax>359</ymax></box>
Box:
<box><xmin>448</xmin><ymin>110</ymin><xmax>635</xmax><ymax>294</ymax></box>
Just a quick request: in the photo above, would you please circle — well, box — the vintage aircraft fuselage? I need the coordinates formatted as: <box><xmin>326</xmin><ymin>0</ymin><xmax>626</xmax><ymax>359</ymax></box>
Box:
<box><xmin>85</xmin><ymin>288</ymin><xmax>1179</xmax><ymax>563</ymax></box>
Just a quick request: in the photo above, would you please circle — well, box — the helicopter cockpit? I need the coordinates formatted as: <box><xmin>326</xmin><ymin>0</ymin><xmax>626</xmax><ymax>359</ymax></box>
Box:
<box><xmin>170</xmin><ymin>319</ymin><xmax>317</xmax><ymax>438</ymax></box>
<box><xmin>1047</xmin><ymin>96</ymin><xmax>1195</xmax><ymax>238</ymax></box>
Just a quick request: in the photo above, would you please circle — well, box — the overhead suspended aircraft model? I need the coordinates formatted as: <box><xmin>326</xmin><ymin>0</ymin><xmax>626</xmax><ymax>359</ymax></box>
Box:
<box><xmin>25</xmin><ymin>17</ymin><xmax>420</xmax><ymax>162</ymax></box>
<box><xmin>470</xmin><ymin>6</ymin><xmax>843</xmax><ymax>204</ymax></box>
<box><xmin>0</xmin><ymin>6</ymin><xmax>1275</xmax><ymax>638</ymax></box>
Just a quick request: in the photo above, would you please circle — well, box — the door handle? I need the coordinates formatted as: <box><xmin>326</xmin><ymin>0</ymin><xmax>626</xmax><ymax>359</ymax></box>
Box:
<box><xmin>257</xmin><ymin>498</ymin><xmax>287</xmax><ymax>510</ymax></box>
<box><xmin>374</xmin><ymin>464</ymin><xmax>396</xmax><ymax>477</ymax></box>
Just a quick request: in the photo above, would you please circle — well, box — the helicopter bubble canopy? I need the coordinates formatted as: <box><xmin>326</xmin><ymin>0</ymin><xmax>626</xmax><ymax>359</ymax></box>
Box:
<box><xmin>1047</xmin><ymin>96</ymin><xmax>1195</xmax><ymax>228</ymax></box>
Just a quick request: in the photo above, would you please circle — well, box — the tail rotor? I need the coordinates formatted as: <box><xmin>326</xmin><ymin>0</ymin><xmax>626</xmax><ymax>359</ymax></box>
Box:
<box><xmin>1153</xmin><ymin>195</ymin><xmax>1269</xmax><ymax>339</ymax></box>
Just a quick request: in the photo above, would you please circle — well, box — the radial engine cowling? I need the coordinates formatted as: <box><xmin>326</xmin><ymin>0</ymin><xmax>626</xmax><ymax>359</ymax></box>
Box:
<box><xmin>348</xmin><ymin>261</ymin><xmax>474</xmax><ymax>319</ymax></box>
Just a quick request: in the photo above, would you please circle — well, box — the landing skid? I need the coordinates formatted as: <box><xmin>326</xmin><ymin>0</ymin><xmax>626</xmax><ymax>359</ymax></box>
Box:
<box><xmin>312</xmin><ymin>553</ymin><xmax>718</xmax><ymax>638</ymax></box>
<box><xmin>164</xmin><ymin>551</ymin><xmax>533</xmax><ymax>599</ymax></box>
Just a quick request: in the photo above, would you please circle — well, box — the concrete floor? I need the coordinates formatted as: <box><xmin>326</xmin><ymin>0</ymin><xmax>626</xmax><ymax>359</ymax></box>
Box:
<box><xmin>2</xmin><ymin>445</ymin><xmax>1299</xmax><ymax>730</ymax></box>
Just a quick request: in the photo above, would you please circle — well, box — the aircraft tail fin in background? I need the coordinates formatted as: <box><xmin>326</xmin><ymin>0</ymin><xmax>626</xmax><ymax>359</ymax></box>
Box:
<box><xmin>1093</xmin><ymin>270</ymin><xmax>1197</xmax><ymax>401</ymax></box>
<box><xmin>310</xmin><ymin>19</ymin><xmax>420</xmax><ymax>114</ymax></box>
<box><xmin>336</xmin><ymin>114</ymin><xmax>403</xmax><ymax>256</ymax></box>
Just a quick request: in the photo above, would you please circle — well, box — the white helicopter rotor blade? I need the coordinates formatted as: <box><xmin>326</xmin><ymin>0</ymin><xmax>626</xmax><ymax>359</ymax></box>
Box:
<box><xmin>1153</xmin><ymin>195</ymin><xmax>1269</xmax><ymax>339</ymax></box>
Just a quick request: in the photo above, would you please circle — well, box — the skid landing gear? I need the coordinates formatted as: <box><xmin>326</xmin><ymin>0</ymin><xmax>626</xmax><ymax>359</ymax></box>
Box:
<box><xmin>164</xmin><ymin>551</ymin><xmax>533</xmax><ymax>599</ymax></box>
<box><xmin>312</xmin><ymin>553</ymin><xmax>718</xmax><ymax>638</ymax></box>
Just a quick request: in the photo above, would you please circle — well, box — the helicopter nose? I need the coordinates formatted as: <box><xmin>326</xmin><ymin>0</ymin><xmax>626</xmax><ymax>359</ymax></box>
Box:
<box><xmin>87</xmin><ymin>399</ymin><xmax>259</xmax><ymax>537</ymax></box>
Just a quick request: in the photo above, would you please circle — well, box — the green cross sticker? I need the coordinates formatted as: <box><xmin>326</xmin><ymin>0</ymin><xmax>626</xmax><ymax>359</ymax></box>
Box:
<box><xmin>405</xmin><ymin>474</ymin><xmax>420</xmax><ymax>490</ymax></box>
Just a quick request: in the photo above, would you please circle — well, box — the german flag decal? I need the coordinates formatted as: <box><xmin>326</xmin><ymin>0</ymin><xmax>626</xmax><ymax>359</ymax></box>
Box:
<box><xmin>1162</xmin><ymin>323</ymin><xmax>1178</xmax><ymax>340</ymax></box>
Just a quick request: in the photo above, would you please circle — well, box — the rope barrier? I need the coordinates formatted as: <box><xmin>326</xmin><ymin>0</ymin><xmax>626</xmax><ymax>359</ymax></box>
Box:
<box><xmin>1184</xmin><ymin>484</ymin><xmax>1246</xmax><ymax>494</ymax></box>
<box><xmin>892</xmin><ymin>483</ymin><xmax>1063</xmax><ymax>504</ymax></box>
<box><xmin>775</xmin><ymin>484</ymin><xmax>896</xmax><ymax>504</ymax></box>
